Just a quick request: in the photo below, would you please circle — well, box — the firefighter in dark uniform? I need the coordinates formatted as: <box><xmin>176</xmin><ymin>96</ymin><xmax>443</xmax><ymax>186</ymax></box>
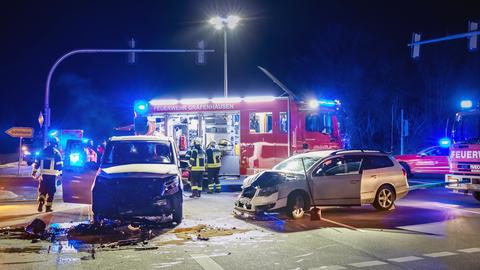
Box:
<box><xmin>32</xmin><ymin>136</ymin><xmax>63</xmax><ymax>212</ymax></box>
<box><xmin>206</xmin><ymin>140</ymin><xmax>222</xmax><ymax>193</ymax></box>
<box><xmin>188</xmin><ymin>138</ymin><xmax>206</xmax><ymax>198</ymax></box>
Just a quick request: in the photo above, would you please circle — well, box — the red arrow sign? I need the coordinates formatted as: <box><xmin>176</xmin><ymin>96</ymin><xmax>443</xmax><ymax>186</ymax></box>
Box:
<box><xmin>5</xmin><ymin>127</ymin><xmax>33</xmax><ymax>138</ymax></box>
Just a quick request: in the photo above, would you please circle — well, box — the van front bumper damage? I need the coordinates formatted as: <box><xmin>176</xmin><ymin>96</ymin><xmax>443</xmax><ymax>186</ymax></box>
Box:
<box><xmin>445</xmin><ymin>174</ymin><xmax>480</xmax><ymax>193</ymax></box>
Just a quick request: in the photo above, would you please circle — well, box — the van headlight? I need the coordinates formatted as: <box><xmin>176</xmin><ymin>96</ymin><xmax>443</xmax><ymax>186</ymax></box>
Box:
<box><xmin>165</xmin><ymin>176</ymin><xmax>180</xmax><ymax>195</ymax></box>
<box><xmin>258</xmin><ymin>185</ymin><xmax>278</xmax><ymax>197</ymax></box>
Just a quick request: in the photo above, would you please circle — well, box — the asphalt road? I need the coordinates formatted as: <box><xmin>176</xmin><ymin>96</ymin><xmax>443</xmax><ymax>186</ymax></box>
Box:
<box><xmin>0</xmin><ymin>177</ymin><xmax>479</xmax><ymax>270</ymax></box>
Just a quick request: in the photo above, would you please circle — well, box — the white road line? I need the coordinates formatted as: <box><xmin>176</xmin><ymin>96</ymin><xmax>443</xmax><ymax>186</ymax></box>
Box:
<box><xmin>458</xmin><ymin>247</ymin><xmax>480</xmax><ymax>253</ymax></box>
<box><xmin>432</xmin><ymin>204</ymin><xmax>480</xmax><ymax>215</ymax></box>
<box><xmin>322</xmin><ymin>217</ymin><xmax>365</xmax><ymax>232</ymax></box>
<box><xmin>308</xmin><ymin>265</ymin><xmax>347</xmax><ymax>270</ymax></box>
<box><xmin>424</xmin><ymin>251</ymin><xmax>457</xmax><ymax>258</ymax></box>
<box><xmin>294</xmin><ymin>252</ymin><xmax>314</xmax><ymax>258</ymax></box>
<box><xmin>190</xmin><ymin>254</ymin><xmax>224</xmax><ymax>270</ymax></box>
<box><xmin>388</xmin><ymin>256</ymin><xmax>423</xmax><ymax>263</ymax></box>
<box><xmin>349</xmin><ymin>260</ymin><xmax>388</xmax><ymax>267</ymax></box>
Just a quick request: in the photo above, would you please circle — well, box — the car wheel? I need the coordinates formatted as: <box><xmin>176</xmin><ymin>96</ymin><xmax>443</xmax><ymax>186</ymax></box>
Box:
<box><xmin>399</xmin><ymin>162</ymin><xmax>412</xmax><ymax>177</ymax></box>
<box><xmin>287</xmin><ymin>192</ymin><xmax>309</xmax><ymax>219</ymax></box>
<box><xmin>473</xmin><ymin>192</ymin><xmax>480</xmax><ymax>202</ymax></box>
<box><xmin>373</xmin><ymin>185</ymin><xmax>396</xmax><ymax>211</ymax></box>
<box><xmin>171</xmin><ymin>191</ymin><xmax>183</xmax><ymax>224</ymax></box>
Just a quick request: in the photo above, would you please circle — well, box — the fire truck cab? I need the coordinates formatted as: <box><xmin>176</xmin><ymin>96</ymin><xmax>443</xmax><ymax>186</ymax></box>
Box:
<box><xmin>145</xmin><ymin>96</ymin><xmax>346</xmax><ymax>178</ymax></box>
<box><xmin>445</xmin><ymin>101</ymin><xmax>480</xmax><ymax>202</ymax></box>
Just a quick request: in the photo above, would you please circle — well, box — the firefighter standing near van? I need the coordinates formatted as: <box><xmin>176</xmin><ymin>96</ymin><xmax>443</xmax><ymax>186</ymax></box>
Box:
<box><xmin>206</xmin><ymin>140</ymin><xmax>222</xmax><ymax>193</ymax></box>
<box><xmin>32</xmin><ymin>137</ymin><xmax>63</xmax><ymax>212</ymax></box>
<box><xmin>188</xmin><ymin>138</ymin><xmax>206</xmax><ymax>198</ymax></box>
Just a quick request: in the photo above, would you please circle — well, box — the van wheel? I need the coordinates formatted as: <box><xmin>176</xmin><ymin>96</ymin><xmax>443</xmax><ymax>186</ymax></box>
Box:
<box><xmin>473</xmin><ymin>192</ymin><xmax>480</xmax><ymax>202</ymax></box>
<box><xmin>372</xmin><ymin>185</ymin><xmax>396</xmax><ymax>211</ymax></box>
<box><xmin>287</xmin><ymin>192</ymin><xmax>309</xmax><ymax>219</ymax></box>
<box><xmin>399</xmin><ymin>162</ymin><xmax>412</xmax><ymax>177</ymax></box>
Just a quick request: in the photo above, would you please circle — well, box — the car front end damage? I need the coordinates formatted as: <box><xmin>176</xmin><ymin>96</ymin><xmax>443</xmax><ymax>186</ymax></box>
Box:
<box><xmin>233</xmin><ymin>171</ymin><xmax>303</xmax><ymax>217</ymax></box>
<box><xmin>92</xmin><ymin>170</ymin><xmax>182</xmax><ymax>223</ymax></box>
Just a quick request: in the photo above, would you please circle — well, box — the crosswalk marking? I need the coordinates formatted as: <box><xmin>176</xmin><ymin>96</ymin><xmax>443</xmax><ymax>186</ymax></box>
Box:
<box><xmin>190</xmin><ymin>254</ymin><xmax>224</xmax><ymax>270</ymax></box>
<box><xmin>388</xmin><ymin>256</ymin><xmax>423</xmax><ymax>263</ymax></box>
<box><xmin>349</xmin><ymin>260</ymin><xmax>388</xmax><ymax>267</ymax></box>
<box><xmin>424</xmin><ymin>251</ymin><xmax>457</xmax><ymax>258</ymax></box>
<box><xmin>458</xmin><ymin>247</ymin><xmax>480</xmax><ymax>253</ymax></box>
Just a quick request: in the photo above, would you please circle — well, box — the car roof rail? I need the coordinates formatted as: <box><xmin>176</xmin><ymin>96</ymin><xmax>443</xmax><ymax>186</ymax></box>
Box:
<box><xmin>330</xmin><ymin>149</ymin><xmax>387</xmax><ymax>156</ymax></box>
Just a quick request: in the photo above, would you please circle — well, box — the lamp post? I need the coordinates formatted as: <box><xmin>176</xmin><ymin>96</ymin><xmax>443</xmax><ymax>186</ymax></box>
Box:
<box><xmin>209</xmin><ymin>15</ymin><xmax>240</xmax><ymax>98</ymax></box>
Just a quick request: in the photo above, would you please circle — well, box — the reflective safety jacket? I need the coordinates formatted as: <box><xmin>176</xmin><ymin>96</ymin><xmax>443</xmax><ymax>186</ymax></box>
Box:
<box><xmin>33</xmin><ymin>146</ymin><xmax>63</xmax><ymax>177</ymax></box>
<box><xmin>189</xmin><ymin>147</ymin><xmax>206</xmax><ymax>172</ymax></box>
<box><xmin>206</xmin><ymin>147</ymin><xmax>222</xmax><ymax>168</ymax></box>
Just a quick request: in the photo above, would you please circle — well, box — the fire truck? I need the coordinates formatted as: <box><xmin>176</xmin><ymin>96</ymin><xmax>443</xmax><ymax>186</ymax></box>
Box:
<box><xmin>445</xmin><ymin>100</ymin><xmax>480</xmax><ymax>202</ymax></box>
<box><xmin>140</xmin><ymin>96</ymin><xmax>346</xmax><ymax>177</ymax></box>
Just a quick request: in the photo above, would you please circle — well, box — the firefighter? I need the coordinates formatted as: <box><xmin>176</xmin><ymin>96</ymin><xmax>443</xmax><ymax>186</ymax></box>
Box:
<box><xmin>32</xmin><ymin>136</ymin><xmax>63</xmax><ymax>212</ymax></box>
<box><xmin>206</xmin><ymin>140</ymin><xmax>222</xmax><ymax>193</ymax></box>
<box><xmin>188</xmin><ymin>138</ymin><xmax>206</xmax><ymax>198</ymax></box>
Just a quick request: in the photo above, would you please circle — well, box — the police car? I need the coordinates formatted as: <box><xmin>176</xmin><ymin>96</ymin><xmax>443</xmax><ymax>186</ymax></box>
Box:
<box><xmin>91</xmin><ymin>135</ymin><xmax>184</xmax><ymax>224</ymax></box>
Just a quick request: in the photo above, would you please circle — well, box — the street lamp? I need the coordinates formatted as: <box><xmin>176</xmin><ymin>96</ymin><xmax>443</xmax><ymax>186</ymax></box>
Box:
<box><xmin>209</xmin><ymin>15</ymin><xmax>241</xmax><ymax>97</ymax></box>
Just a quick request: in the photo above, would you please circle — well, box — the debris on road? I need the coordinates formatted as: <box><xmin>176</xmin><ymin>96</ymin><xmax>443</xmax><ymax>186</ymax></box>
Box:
<box><xmin>25</xmin><ymin>218</ymin><xmax>47</xmax><ymax>236</ymax></box>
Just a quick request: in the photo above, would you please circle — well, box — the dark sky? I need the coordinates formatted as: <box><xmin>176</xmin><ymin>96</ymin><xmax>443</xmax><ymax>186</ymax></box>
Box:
<box><xmin>1</xmin><ymin>0</ymin><xmax>479</xmax><ymax>152</ymax></box>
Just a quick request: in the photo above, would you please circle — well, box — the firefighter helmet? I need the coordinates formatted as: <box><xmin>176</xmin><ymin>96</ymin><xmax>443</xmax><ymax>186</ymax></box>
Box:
<box><xmin>194</xmin><ymin>138</ymin><xmax>202</xmax><ymax>146</ymax></box>
<box><xmin>48</xmin><ymin>136</ymin><xmax>59</xmax><ymax>146</ymax></box>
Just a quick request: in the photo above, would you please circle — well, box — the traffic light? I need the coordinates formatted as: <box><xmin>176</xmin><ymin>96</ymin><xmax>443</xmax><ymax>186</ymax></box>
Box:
<box><xmin>134</xmin><ymin>100</ymin><xmax>149</xmax><ymax>116</ymax></box>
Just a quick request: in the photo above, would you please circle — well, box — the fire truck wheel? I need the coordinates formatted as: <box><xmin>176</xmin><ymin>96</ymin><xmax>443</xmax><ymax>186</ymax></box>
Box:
<box><xmin>372</xmin><ymin>185</ymin><xmax>396</xmax><ymax>211</ymax></box>
<box><xmin>286</xmin><ymin>191</ymin><xmax>310</xmax><ymax>219</ymax></box>
<box><xmin>399</xmin><ymin>162</ymin><xmax>412</xmax><ymax>177</ymax></box>
<box><xmin>473</xmin><ymin>192</ymin><xmax>480</xmax><ymax>202</ymax></box>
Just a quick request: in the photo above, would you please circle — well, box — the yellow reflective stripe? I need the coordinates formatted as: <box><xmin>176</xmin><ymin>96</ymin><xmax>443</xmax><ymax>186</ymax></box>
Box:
<box><xmin>197</xmin><ymin>187</ymin><xmax>203</xmax><ymax>191</ymax></box>
<box><xmin>191</xmin><ymin>186</ymin><xmax>198</xmax><ymax>190</ymax></box>
<box><xmin>46</xmin><ymin>201</ymin><xmax>53</xmax><ymax>206</ymax></box>
<box><xmin>41</xmin><ymin>169</ymin><xmax>61</xmax><ymax>176</ymax></box>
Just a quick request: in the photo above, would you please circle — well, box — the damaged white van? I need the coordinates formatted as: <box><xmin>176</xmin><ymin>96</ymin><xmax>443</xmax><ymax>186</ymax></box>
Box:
<box><xmin>91</xmin><ymin>135</ymin><xmax>184</xmax><ymax>224</ymax></box>
<box><xmin>234</xmin><ymin>150</ymin><xmax>408</xmax><ymax>219</ymax></box>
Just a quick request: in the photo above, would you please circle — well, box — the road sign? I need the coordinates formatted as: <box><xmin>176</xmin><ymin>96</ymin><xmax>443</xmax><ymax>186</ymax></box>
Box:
<box><xmin>38</xmin><ymin>111</ymin><xmax>44</xmax><ymax>127</ymax></box>
<box><xmin>5</xmin><ymin>127</ymin><xmax>33</xmax><ymax>138</ymax></box>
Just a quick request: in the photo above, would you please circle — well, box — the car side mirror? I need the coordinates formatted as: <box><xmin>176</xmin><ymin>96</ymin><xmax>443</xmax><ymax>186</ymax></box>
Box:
<box><xmin>179</xmin><ymin>160</ymin><xmax>190</xmax><ymax>169</ymax></box>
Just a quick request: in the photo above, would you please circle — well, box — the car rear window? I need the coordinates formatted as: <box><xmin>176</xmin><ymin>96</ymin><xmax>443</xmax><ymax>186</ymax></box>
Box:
<box><xmin>362</xmin><ymin>155</ymin><xmax>394</xmax><ymax>170</ymax></box>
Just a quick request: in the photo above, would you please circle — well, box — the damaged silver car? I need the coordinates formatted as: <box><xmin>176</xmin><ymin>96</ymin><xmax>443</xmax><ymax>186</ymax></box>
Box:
<box><xmin>234</xmin><ymin>150</ymin><xmax>408</xmax><ymax>219</ymax></box>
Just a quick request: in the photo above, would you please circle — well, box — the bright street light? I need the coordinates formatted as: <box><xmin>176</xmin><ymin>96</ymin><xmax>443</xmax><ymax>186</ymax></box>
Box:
<box><xmin>208</xmin><ymin>15</ymin><xmax>241</xmax><ymax>97</ymax></box>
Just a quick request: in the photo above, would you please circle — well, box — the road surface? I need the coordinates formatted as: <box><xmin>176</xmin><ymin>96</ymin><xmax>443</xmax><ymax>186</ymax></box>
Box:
<box><xmin>0</xmin><ymin>180</ymin><xmax>479</xmax><ymax>269</ymax></box>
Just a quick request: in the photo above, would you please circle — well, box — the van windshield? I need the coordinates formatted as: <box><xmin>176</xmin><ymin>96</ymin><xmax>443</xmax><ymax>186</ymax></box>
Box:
<box><xmin>102</xmin><ymin>140</ymin><xmax>174</xmax><ymax>165</ymax></box>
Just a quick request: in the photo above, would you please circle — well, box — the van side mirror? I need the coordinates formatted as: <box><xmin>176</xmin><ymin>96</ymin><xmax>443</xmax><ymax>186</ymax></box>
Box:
<box><xmin>179</xmin><ymin>160</ymin><xmax>190</xmax><ymax>169</ymax></box>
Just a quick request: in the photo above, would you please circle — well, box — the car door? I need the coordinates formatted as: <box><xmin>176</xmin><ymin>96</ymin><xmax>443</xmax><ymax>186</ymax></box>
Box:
<box><xmin>309</xmin><ymin>155</ymin><xmax>362</xmax><ymax>205</ymax></box>
<box><xmin>415</xmin><ymin>147</ymin><xmax>441</xmax><ymax>173</ymax></box>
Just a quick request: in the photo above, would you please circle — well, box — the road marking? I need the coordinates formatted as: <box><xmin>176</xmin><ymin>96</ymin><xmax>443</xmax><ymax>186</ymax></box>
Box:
<box><xmin>349</xmin><ymin>260</ymin><xmax>387</xmax><ymax>267</ymax></box>
<box><xmin>388</xmin><ymin>256</ymin><xmax>423</xmax><ymax>263</ymax></box>
<box><xmin>458</xmin><ymin>247</ymin><xmax>480</xmax><ymax>253</ymax></box>
<box><xmin>431</xmin><ymin>203</ymin><xmax>480</xmax><ymax>215</ymax></box>
<box><xmin>424</xmin><ymin>251</ymin><xmax>457</xmax><ymax>258</ymax></box>
<box><xmin>190</xmin><ymin>254</ymin><xmax>224</xmax><ymax>270</ymax></box>
<box><xmin>321</xmin><ymin>217</ymin><xmax>365</xmax><ymax>232</ymax></box>
<box><xmin>294</xmin><ymin>252</ymin><xmax>313</xmax><ymax>258</ymax></box>
<box><xmin>309</xmin><ymin>266</ymin><xmax>347</xmax><ymax>270</ymax></box>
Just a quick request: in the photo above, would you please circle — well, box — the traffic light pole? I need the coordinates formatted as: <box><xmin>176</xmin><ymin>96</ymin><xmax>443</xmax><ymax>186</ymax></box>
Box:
<box><xmin>43</xmin><ymin>48</ymin><xmax>214</xmax><ymax>146</ymax></box>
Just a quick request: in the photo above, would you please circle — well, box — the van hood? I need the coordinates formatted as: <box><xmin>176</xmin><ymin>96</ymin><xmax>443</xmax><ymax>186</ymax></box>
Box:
<box><xmin>101</xmin><ymin>164</ymin><xmax>178</xmax><ymax>176</ymax></box>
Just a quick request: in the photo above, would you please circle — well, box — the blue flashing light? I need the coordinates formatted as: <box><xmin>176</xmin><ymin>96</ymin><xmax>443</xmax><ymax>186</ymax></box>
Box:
<box><xmin>318</xmin><ymin>99</ymin><xmax>337</xmax><ymax>107</ymax></box>
<box><xmin>82</xmin><ymin>138</ymin><xmax>89</xmax><ymax>143</ymax></box>
<box><xmin>439</xmin><ymin>137</ymin><xmax>451</xmax><ymax>148</ymax></box>
<box><xmin>48</xmin><ymin>129</ymin><xmax>59</xmax><ymax>137</ymax></box>
<box><xmin>35</xmin><ymin>151</ymin><xmax>40</xmax><ymax>156</ymax></box>
<box><xmin>69</xmin><ymin>153</ymin><xmax>82</xmax><ymax>166</ymax></box>
<box><xmin>460</xmin><ymin>100</ymin><xmax>473</xmax><ymax>109</ymax></box>
<box><xmin>134</xmin><ymin>100</ymin><xmax>149</xmax><ymax>115</ymax></box>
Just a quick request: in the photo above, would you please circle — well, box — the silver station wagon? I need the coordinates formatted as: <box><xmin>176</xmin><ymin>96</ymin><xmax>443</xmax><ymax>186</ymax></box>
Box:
<box><xmin>234</xmin><ymin>150</ymin><xmax>409</xmax><ymax>219</ymax></box>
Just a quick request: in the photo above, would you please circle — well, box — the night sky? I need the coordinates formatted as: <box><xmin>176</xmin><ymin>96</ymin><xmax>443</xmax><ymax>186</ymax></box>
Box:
<box><xmin>1</xmin><ymin>0</ymin><xmax>479</xmax><ymax>153</ymax></box>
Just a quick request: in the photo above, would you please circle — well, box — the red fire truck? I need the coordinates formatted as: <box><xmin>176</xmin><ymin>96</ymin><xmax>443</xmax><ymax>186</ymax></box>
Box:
<box><xmin>145</xmin><ymin>96</ymin><xmax>346</xmax><ymax>177</ymax></box>
<box><xmin>445</xmin><ymin>100</ymin><xmax>480</xmax><ymax>202</ymax></box>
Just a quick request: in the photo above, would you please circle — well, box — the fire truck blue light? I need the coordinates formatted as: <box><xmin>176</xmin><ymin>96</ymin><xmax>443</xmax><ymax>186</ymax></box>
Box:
<box><xmin>439</xmin><ymin>137</ymin><xmax>452</xmax><ymax>148</ymax></box>
<box><xmin>134</xmin><ymin>100</ymin><xmax>149</xmax><ymax>115</ymax></box>
<box><xmin>460</xmin><ymin>100</ymin><xmax>473</xmax><ymax>109</ymax></box>
<box><xmin>48</xmin><ymin>129</ymin><xmax>58</xmax><ymax>137</ymax></box>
